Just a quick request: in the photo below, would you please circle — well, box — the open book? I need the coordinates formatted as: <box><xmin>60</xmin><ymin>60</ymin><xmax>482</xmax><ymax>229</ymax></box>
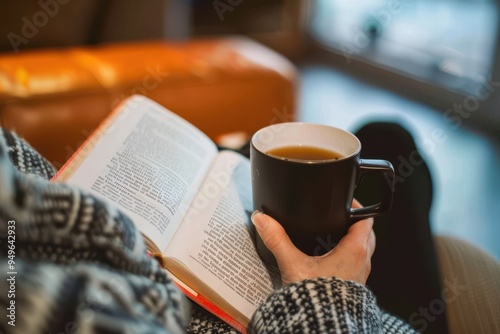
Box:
<box><xmin>53</xmin><ymin>95</ymin><xmax>280</xmax><ymax>333</ymax></box>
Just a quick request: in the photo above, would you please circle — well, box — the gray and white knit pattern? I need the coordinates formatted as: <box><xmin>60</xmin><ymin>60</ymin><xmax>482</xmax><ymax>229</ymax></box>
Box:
<box><xmin>0</xmin><ymin>130</ymin><xmax>188</xmax><ymax>334</ymax></box>
<box><xmin>0</xmin><ymin>129</ymin><xmax>418</xmax><ymax>333</ymax></box>
<box><xmin>250</xmin><ymin>277</ymin><xmax>416</xmax><ymax>333</ymax></box>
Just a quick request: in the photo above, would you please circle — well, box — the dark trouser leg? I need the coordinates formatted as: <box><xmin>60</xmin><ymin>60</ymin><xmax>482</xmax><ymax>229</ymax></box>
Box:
<box><xmin>354</xmin><ymin>122</ymin><xmax>448</xmax><ymax>334</ymax></box>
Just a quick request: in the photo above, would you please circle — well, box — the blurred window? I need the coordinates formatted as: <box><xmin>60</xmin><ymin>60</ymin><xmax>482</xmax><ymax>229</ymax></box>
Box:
<box><xmin>309</xmin><ymin>0</ymin><xmax>499</xmax><ymax>95</ymax></box>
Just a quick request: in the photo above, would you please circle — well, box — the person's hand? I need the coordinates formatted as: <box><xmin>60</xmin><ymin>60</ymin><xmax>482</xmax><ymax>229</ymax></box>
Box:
<box><xmin>251</xmin><ymin>199</ymin><xmax>375</xmax><ymax>286</ymax></box>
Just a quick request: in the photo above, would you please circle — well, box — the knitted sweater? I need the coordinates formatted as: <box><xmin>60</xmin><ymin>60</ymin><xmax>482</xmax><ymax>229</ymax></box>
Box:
<box><xmin>0</xmin><ymin>129</ymin><xmax>417</xmax><ymax>333</ymax></box>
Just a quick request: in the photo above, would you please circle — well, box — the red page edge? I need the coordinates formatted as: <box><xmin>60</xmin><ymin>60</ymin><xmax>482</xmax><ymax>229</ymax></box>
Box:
<box><xmin>175</xmin><ymin>281</ymin><xmax>247</xmax><ymax>334</ymax></box>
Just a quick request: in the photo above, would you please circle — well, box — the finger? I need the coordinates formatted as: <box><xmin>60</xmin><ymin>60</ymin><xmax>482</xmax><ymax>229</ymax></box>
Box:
<box><xmin>347</xmin><ymin>199</ymin><xmax>375</xmax><ymax>251</ymax></box>
<box><xmin>332</xmin><ymin>220</ymin><xmax>373</xmax><ymax>267</ymax></box>
<box><xmin>342</xmin><ymin>216</ymin><xmax>374</xmax><ymax>246</ymax></box>
<box><xmin>352</xmin><ymin>198</ymin><xmax>363</xmax><ymax>209</ymax></box>
<box><xmin>251</xmin><ymin>211</ymin><xmax>304</xmax><ymax>264</ymax></box>
<box><xmin>367</xmin><ymin>229</ymin><xmax>376</xmax><ymax>258</ymax></box>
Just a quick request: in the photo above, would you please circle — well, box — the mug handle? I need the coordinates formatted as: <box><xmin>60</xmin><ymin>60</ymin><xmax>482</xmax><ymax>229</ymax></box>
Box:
<box><xmin>349</xmin><ymin>159</ymin><xmax>395</xmax><ymax>222</ymax></box>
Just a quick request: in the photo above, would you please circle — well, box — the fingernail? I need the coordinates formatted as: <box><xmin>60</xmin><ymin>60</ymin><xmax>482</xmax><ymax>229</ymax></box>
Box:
<box><xmin>251</xmin><ymin>210</ymin><xmax>269</xmax><ymax>230</ymax></box>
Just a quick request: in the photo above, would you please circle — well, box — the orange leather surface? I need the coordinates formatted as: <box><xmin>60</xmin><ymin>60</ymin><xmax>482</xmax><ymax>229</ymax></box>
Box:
<box><xmin>0</xmin><ymin>37</ymin><xmax>297</xmax><ymax>167</ymax></box>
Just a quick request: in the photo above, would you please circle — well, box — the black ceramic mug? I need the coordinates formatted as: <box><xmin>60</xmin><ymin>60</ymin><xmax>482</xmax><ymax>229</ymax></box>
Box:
<box><xmin>251</xmin><ymin>122</ymin><xmax>395</xmax><ymax>261</ymax></box>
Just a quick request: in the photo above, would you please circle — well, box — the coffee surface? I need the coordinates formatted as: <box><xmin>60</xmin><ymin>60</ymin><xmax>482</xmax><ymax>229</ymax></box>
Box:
<box><xmin>266</xmin><ymin>145</ymin><xmax>343</xmax><ymax>161</ymax></box>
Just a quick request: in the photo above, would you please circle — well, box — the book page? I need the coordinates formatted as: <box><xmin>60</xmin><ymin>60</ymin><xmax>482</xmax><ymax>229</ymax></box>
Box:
<box><xmin>165</xmin><ymin>150</ymin><xmax>280</xmax><ymax>323</ymax></box>
<box><xmin>61</xmin><ymin>95</ymin><xmax>218</xmax><ymax>251</ymax></box>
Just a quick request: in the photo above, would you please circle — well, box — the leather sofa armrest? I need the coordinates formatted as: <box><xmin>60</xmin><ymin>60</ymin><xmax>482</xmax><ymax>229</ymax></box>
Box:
<box><xmin>0</xmin><ymin>37</ymin><xmax>297</xmax><ymax>167</ymax></box>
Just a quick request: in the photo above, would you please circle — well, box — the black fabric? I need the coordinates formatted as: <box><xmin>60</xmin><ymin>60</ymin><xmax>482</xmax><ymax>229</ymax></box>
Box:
<box><xmin>353</xmin><ymin>122</ymin><xmax>448</xmax><ymax>334</ymax></box>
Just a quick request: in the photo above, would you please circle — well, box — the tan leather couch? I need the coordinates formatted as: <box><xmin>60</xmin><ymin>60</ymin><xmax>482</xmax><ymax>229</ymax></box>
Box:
<box><xmin>0</xmin><ymin>37</ymin><xmax>297</xmax><ymax>168</ymax></box>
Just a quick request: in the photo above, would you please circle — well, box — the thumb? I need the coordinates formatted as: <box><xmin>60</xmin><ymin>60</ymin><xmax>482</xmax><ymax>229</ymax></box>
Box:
<box><xmin>251</xmin><ymin>211</ymin><xmax>303</xmax><ymax>264</ymax></box>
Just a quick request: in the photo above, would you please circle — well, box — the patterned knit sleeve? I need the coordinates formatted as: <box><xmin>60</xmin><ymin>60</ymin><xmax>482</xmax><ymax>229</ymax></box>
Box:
<box><xmin>0</xmin><ymin>128</ymin><xmax>56</xmax><ymax>180</ymax></box>
<box><xmin>0</xmin><ymin>129</ymin><xmax>190</xmax><ymax>334</ymax></box>
<box><xmin>249</xmin><ymin>277</ymin><xmax>418</xmax><ymax>334</ymax></box>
